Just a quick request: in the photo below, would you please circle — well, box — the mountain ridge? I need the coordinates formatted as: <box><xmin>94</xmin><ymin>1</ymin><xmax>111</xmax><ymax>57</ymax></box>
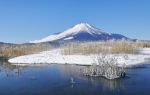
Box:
<box><xmin>30</xmin><ymin>23</ymin><xmax>129</xmax><ymax>43</ymax></box>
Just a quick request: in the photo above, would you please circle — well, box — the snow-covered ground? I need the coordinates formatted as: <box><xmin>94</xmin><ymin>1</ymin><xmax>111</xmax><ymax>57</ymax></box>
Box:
<box><xmin>8</xmin><ymin>48</ymin><xmax>150</xmax><ymax>67</ymax></box>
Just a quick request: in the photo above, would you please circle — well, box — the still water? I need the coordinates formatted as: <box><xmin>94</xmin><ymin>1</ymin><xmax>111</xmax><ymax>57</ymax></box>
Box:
<box><xmin>0</xmin><ymin>60</ymin><xmax>150</xmax><ymax>95</ymax></box>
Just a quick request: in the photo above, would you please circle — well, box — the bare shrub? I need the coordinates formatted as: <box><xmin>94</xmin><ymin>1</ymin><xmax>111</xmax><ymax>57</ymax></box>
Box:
<box><xmin>83</xmin><ymin>54</ymin><xmax>126</xmax><ymax>79</ymax></box>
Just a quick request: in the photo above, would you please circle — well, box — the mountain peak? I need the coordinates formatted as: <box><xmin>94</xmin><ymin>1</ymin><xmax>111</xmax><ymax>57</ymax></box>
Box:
<box><xmin>70</xmin><ymin>23</ymin><xmax>91</xmax><ymax>32</ymax></box>
<box><xmin>74</xmin><ymin>23</ymin><xmax>90</xmax><ymax>28</ymax></box>
<box><xmin>68</xmin><ymin>23</ymin><xmax>105</xmax><ymax>35</ymax></box>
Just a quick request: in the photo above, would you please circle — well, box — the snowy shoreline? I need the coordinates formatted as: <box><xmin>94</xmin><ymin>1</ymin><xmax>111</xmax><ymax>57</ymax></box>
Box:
<box><xmin>8</xmin><ymin>48</ymin><xmax>150</xmax><ymax>67</ymax></box>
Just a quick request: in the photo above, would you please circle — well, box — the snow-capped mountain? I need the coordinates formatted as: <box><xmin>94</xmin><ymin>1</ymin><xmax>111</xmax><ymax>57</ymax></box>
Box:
<box><xmin>30</xmin><ymin>23</ymin><xmax>129</xmax><ymax>43</ymax></box>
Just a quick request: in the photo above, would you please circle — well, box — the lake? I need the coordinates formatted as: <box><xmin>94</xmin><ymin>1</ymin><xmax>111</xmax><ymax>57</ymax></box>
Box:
<box><xmin>0</xmin><ymin>60</ymin><xmax>150</xmax><ymax>95</ymax></box>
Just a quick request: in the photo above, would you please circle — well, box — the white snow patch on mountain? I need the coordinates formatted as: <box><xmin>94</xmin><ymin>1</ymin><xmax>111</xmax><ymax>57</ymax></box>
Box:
<box><xmin>63</xmin><ymin>37</ymin><xmax>74</xmax><ymax>40</ymax></box>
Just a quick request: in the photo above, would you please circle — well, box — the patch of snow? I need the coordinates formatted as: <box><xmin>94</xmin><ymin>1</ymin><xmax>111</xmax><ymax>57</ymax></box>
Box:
<box><xmin>139</xmin><ymin>48</ymin><xmax>150</xmax><ymax>55</ymax></box>
<box><xmin>8</xmin><ymin>48</ymin><xmax>150</xmax><ymax>68</ymax></box>
<box><xmin>63</xmin><ymin>37</ymin><xmax>74</xmax><ymax>40</ymax></box>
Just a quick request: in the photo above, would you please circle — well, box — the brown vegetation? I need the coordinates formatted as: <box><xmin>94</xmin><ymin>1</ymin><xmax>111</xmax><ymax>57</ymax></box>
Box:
<box><xmin>61</xmin><ymin>40</ymin><xmax>145</xmax><ymax>55</ymax></box>
<box><xmin>0</xmin><ymin>44</ymin><xmax>52</xmax><ymax>58</ymax></box>
<box><xmin>1</xmin><ymin>40</ymin><xmax>149</xmax><ymax>58</ymax></box>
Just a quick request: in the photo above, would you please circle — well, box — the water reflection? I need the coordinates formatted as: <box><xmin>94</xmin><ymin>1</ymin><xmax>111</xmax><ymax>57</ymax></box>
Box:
<box><xmin>0</xmin><ymin>59</ymin><xmax>27</xmax><ymax>78</ymax></box>
<box><xmin>0</xmin><ymin>60</ymin><xmax>150</xmax><ymax>95</ymax></box>
<box><xmin>57</xmin><ymin>64</ymin><xmax>125</xmax><ymax>91</ymax></box>
<box><xmin>86</xmin><ymin>77</ymin><xmax>122</xmax><ymax>90</ymax></box>
<box><xmin>0</xmin><ymin>60</ymin><xmax>129</xmax><ymax>91</ymax></box>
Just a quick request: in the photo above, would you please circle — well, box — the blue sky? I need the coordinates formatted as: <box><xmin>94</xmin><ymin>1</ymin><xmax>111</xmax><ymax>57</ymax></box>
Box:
<box><xmin>0</xmin><ymin>0</ymin><xmax>150</xmax><ymax>43</ymax></box>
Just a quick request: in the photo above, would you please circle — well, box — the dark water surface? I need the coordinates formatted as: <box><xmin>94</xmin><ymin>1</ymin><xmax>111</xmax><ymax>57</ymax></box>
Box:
<box><xmin>0</xmin><ymin>60</ymin><xmax>150</xmax><ymax>95</ymax></box>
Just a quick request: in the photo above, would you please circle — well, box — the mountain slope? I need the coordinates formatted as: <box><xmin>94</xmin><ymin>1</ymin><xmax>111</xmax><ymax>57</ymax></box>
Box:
<box><xmin>30</xmin><ymin>23</ymin><xmax>129</xmax><ymax>43</ymax></box>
